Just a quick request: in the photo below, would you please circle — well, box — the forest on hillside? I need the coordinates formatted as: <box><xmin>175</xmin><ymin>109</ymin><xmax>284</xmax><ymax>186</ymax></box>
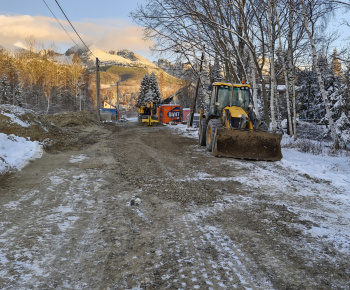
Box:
<box><xmin>0</xmin><ymin>39</ymin><xmax>93</xmax><ymax>114</ymax></box>
<box><xmin>97</xmin><ymin>64</ymin><xmax>184</xmax><ymax>109</ymax></box>
<box><xmin>132</xmin><ymin>0</ymin><xmax>350</xmax><ymax>148</ymax></box>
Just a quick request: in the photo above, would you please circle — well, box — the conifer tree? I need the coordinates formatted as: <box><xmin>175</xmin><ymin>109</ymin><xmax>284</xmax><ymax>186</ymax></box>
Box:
<box><xmin>13</xmin><ymin>84</ymin><xmax>23</xmax><ymax>107</ymax></box>
<box><xmin>148</xmin><ymin>72</ymin><xmax>161</xmax><ymax>103</ymax></box>
<box><xmin>297</xmin><ymin>69</ymin><xmax>322</xmax><ymax>121</ymax></box>
<box><xmin>137</xmin><ymin>72</ymin><xmax>161</xmax><ymax>106</ymax></box>
<box><xmin>328</xmin><ymin>63</ymin><xmax>349</xmax><ymax>146</ymax></box>
<box><xmin>137</xmin><ymin>73</ymin><xmax>150</xmax><ymax>107</ymax></box>
<box><xmin>0</xmin><ymin>74</ymin><xmax>11</xmax><ymax>104</ymax></box>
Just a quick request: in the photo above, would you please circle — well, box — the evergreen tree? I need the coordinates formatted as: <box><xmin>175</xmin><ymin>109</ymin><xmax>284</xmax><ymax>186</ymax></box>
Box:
<box><xmin>137</xmin><ymin>72</ymin><xmax>161</xmax><ymax>106</ymax></box>
<box><xmin>0</xmin><ymin>74</ymin><xmax>11</xmax><ymax>104</ymax></box>
<box><xmin>137</xmin><ymin>73</ymin><xmax>150</xmax><ymax>107</ymax></box>
<box><xmin>296</xmin><ymin>69</ymin><xmax>323</xmax><ymax>120</ymax></box>
<box><xmin>329</xmin><ymin>63</ymin><xmax>350</xmax><ymax>146</ymax></box>
<box><xmin>148</xmin><ymin>72</ymin><xmax>161</xmax><ymax>103</ymax></box>
<box><xmin>327</xmin><ymin>73</ymin><xmax>344</xmax><ymax>122</ymax></box>
<box><xmin>13</xmin><ymin>84</ymin><xmax>23</xmax><ymax>107</ymax></box>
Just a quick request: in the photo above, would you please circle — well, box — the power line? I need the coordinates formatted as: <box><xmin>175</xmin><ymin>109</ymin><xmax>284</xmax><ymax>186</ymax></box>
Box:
<box><xmin>53</xmin><ymin>0</ymin><xmax>96</xmax><ymax>58</ymax></box>
<box><xmin>42</xmin><ymin>0</ymin><xmax>78</xmax><ymax>47</ymax></box>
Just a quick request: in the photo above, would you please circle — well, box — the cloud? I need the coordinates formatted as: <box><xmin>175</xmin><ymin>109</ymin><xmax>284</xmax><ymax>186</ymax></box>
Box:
<box><xmin>74</xmin><ymin>20</ymin><xmax>153</xmax><ymax>53</ymax></box>
<box><xmin>0</xmin><ymin>14</ymin><xmax>153</xmax><ymax>53</ymax></box>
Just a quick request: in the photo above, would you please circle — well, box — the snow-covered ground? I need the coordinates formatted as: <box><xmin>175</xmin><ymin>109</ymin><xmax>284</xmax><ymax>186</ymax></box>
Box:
<box><xmin>0</xmin><ymin>106</ymin><xmax>43</xmax><ymax>174</ymax></box>
<box><xmin>88</xmin><ymin>48</ymin><xmax>159</xmax><ymax>69</ymax></box>
<box><xmin>0</xmin><ymin>133</ymin><xmax>42</xmax><ymax>174</ymax></box>
<box><xmin>168</xmin><ymin>123</ymin><xmax>350</xmax><ymax>254</ymax></box>
<box><xmin>1</xmin><ymin>117</ymin><xmax>349</xmax><ymax>288</ymax></box>
<box><xmin>168</xmin><ymin>123</ymin><xmax>350</xmax><ymax>191</ymax></box>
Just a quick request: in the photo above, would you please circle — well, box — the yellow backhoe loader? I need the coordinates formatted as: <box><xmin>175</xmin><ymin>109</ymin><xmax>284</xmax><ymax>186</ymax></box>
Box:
<box><xmin>138</xmin><ymin>102</ymin><xmax>159</xmax><ymax>126</ymax></box>
<box><xmin>198</xmin><ymin>82</ymin><xmax>282</xmax><ymax>161</ymax></box>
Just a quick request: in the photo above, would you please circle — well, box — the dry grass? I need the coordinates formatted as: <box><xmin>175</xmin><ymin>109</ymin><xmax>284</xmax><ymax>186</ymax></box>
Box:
<box><xmin>282</xmin><ymin>136</ymin><xmax>350</xmax><ymax>157</ymax></box>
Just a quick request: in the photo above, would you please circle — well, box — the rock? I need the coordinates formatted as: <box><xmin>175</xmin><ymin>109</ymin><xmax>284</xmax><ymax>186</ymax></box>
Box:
<box><xmin>135</xmin><ymin>198</ymin><xmax>141</xmax><ymax>205</ymax></box>
<box><xmin>130</xmin><ymin>197</ymin><xmax>141</xmax><ymax>206</ymax></box>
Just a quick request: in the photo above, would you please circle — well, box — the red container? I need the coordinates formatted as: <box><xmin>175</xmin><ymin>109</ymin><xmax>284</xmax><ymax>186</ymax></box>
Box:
<box><xmin>182</xmin><ymin>108</ymin><xmax>191</xmax><ymax>122</ymax></box>
<box><xmin>158</xmin><ymin>105</ymin><xmax>181</xmax><ymax>124</ymax></box>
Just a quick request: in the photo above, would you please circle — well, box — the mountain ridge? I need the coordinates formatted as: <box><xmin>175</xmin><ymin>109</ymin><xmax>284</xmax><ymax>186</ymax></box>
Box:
<box><xmin>64</xmin><ymin>46</ymin><xmax>159</xmax><ymax>70</ymax></box>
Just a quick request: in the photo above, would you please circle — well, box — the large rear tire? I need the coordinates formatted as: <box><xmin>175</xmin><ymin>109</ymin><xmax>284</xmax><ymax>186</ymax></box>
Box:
<box><xmin>206</xmin><ymin>119</ymin><xmax>222</xmax><ymax>152</ymax></box>
<box><xmin>198</xmin><ymin>117</ymin><xmax>207</xmax><ymax>146</ymax></box>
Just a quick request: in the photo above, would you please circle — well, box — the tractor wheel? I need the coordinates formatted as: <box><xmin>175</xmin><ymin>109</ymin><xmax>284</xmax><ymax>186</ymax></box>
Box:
<box><xmin>206</xmin><ymin>119</ymin><xmax>222</xmax><ymax>152</ymax></box>
<box><xmin>206</xmin><ymin>119</ymin><xmax>216</xmax><ymax>151</ymax></box>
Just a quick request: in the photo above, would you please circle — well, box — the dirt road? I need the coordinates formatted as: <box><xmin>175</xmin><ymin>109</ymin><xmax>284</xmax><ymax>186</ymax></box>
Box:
<box><xmin>0</xmin><ymin>121</ymin><xmax>349</xmax><ymax>289</ymax></box>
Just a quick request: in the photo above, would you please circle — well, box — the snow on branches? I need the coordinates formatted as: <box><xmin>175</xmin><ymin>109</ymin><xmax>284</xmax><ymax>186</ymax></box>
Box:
<box><xmin>137</xmin><ymin>72</ymin><xmax>161</xmax><ymax>107</ymax></box>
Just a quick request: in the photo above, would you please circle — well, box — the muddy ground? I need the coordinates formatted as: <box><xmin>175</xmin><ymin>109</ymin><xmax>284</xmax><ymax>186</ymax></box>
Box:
<box><xmin>0</xmin><ymin>120</ymin><xmax>349</xmax><ymax>289</ymax></box>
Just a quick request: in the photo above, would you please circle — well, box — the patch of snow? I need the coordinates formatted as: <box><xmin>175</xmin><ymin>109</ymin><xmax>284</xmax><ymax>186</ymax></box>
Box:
<box><xmin>168</xmin><ymin>122</ymin><xmax>350</xmax><ymax>258</ymax></box>
<box><xmin>88</xmin><ymin>48</ymin><xmax>158</xmax><ymax>69</ymax></box>
<box><xmin>2</xmin><ymin>112</ymin><xmax>30</xmax><ymax>127</ymax></box>
<box><xmin>0</xmin><ymin>133</ymin><xmax>43</xmax><ymax>174</ymax></box>
<box><xmin>280</xmin><ymin>148</ymin><xmax>350</xmax><ymax>189</ymax></box>
<box><xmin>49</xmin><ymin>176</ymin><xmax>65</xmax><ymax>186</ymax></box>
<box><xmin>69</xmin><ymin>154</ymin><xmax>89</xmax><ymax>163</ymax></box>
<box><xmin>165</xmin><ymin>123</ymin><xmax>199</xmax><ymax>139</ymax></box>
<box><xmin>126</xmin><ymin>117</ymin><xmax>138</xmax><ymax>122</ymax></box>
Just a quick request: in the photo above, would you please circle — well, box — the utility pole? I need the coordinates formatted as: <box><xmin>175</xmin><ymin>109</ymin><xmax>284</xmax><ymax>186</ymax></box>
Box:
<box><xmin>117</xmin><ymin>81</ymin><xmax>120</xmax><ymax>121</ymax></box>
<box><xmin>110</xmin><ymin>81</ymin><xmax>120</xmax><ymax>121</ymax></box>
<box><xmin>188</xmin><ymin>45</ymin><xmax>205</xmax><ymax>127</ymax></box>
<box><xmin>75</xmin><ymin>82</ymin><xmax>83</xmax><ymax>111</ymax></box>
<box><xmin>96</xmin><ymin>58</ymin><xmax>101</xmax><ymax>119</ymax></box>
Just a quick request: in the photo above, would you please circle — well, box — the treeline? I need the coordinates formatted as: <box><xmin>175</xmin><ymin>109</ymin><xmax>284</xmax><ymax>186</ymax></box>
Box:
<box><xmin>0</xmin><ymin>42</ymin><xmax>93</xmax><ymax>113</ymax></box>
<box><xmin>132</xmin><ymin>0</ymin><xmax>350</xmax><ymax>148</ymax></box>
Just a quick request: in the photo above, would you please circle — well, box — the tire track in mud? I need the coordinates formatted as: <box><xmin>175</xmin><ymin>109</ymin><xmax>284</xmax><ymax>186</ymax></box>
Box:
<box><xmin>108</xmin><ymin>122</ymin><xmax>350</xmax><ymax>289</ymax></box>
<box><xmin>1</xmin><ymin>121</ymin><xmax>349</xmax><ymax>289</ymax></box>
<box><xmin>110</xmin><ymin>204</ymin><xmax>273</xmax><ymax>289</ymax></box>
<box><xmin>102</xmin><ymin>123</ymin><xmax>273</xmax><ymax>289</ymax></box>
<box><xmin>0</xmin><ymin>128</ymin><xmax>116</xmax><ymax>289</ymax></box>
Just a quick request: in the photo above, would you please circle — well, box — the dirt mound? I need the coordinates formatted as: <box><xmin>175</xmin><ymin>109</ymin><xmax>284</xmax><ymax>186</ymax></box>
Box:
<box><xmin>45</xmin><ymin>111</ymin><xmax>99</xmax><ymax>128</ymax></box>
<box><xmin>0</xmin><ymin>105</ymin><xmax>62</xmax><ymax>142</ymax></box>
<box><xmin>0</xmin><ymin>106</ymin><xmax>101</xmax><ymax>152</ymax></box>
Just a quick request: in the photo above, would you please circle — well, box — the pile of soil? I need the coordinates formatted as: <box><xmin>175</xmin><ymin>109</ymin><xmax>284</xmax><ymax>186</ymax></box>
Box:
<box><xmin>0</xmin><ymin>106</ymin><xmax>100</xmax><ymax>152</ymax></box>
<box><xmin>44</xmin><ymin>111</ymin><xmax>100</xmax><ymax>128</ymax></box>
<box><xmin>0</xmin><ymin>105</ymin><xmax>61</xmax><ymax>142</ymax></box>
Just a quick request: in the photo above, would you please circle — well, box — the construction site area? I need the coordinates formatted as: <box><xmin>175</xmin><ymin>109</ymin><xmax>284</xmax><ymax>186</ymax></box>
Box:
<box><xmin>0</xmin><ymin>112</ymin><xmax>349</xmax><ymax>289</ymax></box>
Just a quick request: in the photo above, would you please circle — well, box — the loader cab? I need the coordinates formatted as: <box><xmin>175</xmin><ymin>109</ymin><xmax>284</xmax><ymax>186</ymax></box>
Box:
<box><xmin>210</xmin><ymin>83</ymin><xmax>231</xmax><ymax>116</ymax></box>
<box><xmin>210</xmin><ymin>83</ymin><xmax>251</xmax><ymax>115</ymax></box>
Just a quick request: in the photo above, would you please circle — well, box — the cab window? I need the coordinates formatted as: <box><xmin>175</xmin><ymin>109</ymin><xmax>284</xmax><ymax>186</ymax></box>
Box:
<box><xmin>232</xmin><ymin>87</ymin><xmax>250</xmax><ymax>111</ymax></box>
<box><xmin>217</xmin><ymin>86</ymin><xmax>231</xmax><ymax>113</ymax></box>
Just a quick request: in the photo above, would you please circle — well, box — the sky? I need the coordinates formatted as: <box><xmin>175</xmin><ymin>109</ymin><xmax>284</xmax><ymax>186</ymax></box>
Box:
<box><xmin>0</xmin><ymin>0</ymin><xmax>155</xmax><ymax>59</ymax></box>
<box><xmin>1</xmin><ymin>1</ymin><xmax>350</xmax><ymax>62</ymax></box>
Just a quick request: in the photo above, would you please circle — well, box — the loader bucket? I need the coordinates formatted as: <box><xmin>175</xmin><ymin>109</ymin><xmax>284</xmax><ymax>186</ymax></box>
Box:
<box><xmin>212</xmin><ymin>128</ymin><xmax>283</xmax><ymax>161</ymax></box>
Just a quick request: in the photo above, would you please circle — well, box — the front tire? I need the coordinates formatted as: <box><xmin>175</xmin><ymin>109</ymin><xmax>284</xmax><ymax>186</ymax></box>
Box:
<box><xmin>206</xmin><ymin>119</ymin><xmax>217</xmax><ymax>152</ymax></box>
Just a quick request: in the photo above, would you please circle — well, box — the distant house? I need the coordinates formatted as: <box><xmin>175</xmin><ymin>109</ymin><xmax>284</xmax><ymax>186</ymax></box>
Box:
<box><xmin>103</xmin><ymin>101</ymin><xmax>116</xmax><ymax>109</ymax></box>
<box><xmin>101</xmin><ymin>101</ymin><xmax>117</xmax><ymax>120</ymax></box>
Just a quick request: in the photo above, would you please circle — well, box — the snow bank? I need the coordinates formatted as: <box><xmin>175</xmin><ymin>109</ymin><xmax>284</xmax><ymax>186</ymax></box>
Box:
<box><xmin>0</xmin><ymin>105</ymin><xmax>45</xmax><ymax>174</ymax></box>
<box><xmin>280</xmin><ymin>148</ymin><xmax>350</xmax><ymax>188</ymax></box>
<box><xmin>166</xmin><ymin>123</ymin><xmax>350</xmax><ymax>190</ymax></box>
<box><xmin>0</xmin><ymin>133</ymin><xmax>43</xmax><ymax>174</ymax></box>
<box><xmin>1</xmin><ymin>112</ymin><xmax>30</xmax><ymax>127</ymax></box>
<box><xmin>165</xmin><ymin>123</ymin><xmax>199</xmax><ymax>139</ymax></box>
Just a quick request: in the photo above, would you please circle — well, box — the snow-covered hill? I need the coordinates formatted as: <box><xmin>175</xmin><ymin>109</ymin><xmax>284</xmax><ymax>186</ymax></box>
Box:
<box><xmin>64</xmin><ymin>45</ymin><xmax>159</xmax><ymax>70</ymax></box>
<box><xmin>87</xmin><ymin>48</ymin><xmax>159</xmax><ymax>69</ymax></box>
